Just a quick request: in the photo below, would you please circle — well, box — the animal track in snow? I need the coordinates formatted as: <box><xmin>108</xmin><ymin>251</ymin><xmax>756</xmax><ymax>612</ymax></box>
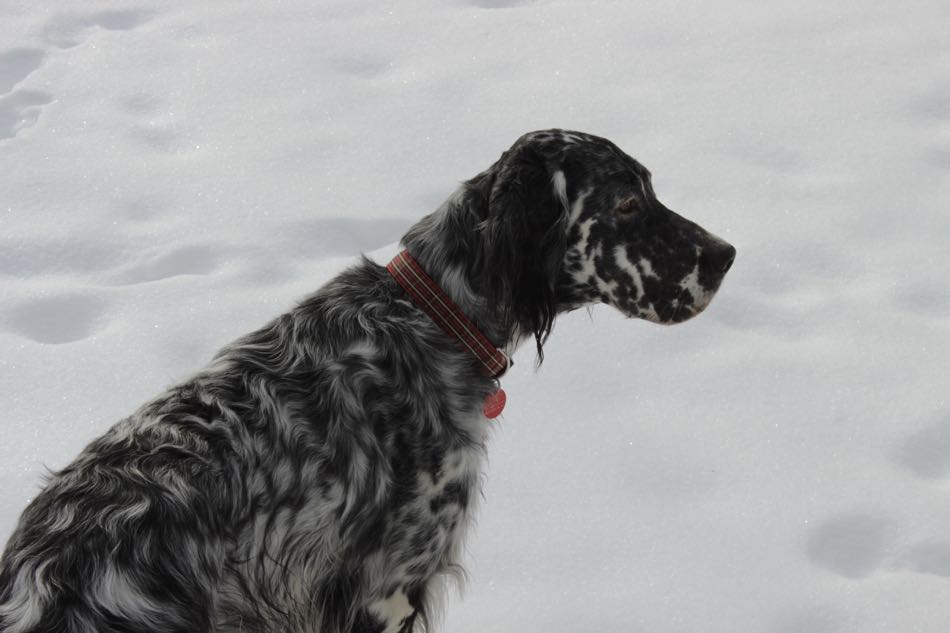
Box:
<box><xmin>3</xmin><ymin>294</ymin><xmax>109</xmax><ymax>344</ymax></box>
<box><xmin>128</xmin><ymin>123</ymin><xmax>191</xmax><ymax>154</ymax></box>
<box><xmin>910</xmin><ymin>83</ymin><xmax>950</xmax><ymax>121</ymax></box>
<box><xmin>893</xmin><ymin>412</ymin><xmax>950</xmax><ymax>480</ymax></box>
<box><xmin>807</xmin><ymin>411</ymin><xmax>950</xmax><ymax>582</ymax></box>
<box><xmin>925</xmin><ymin>146</ymin><xmax>950</xmax><ymax>169</ymax></box>
<box><xmin>894</xmin><ymin>279</ymin><xmax>950</xmax><ymax>318</ymax></box>
<box><xmin>43</xmin><ymin>9</ymin><xmax>155</xmax><ymax>49</ymax></box>
<box><xmin>111</xmin><ymin>245</ymin><xmax>218</xmax><ymax>285</ymax></box>
<box><xmin>806</xmin><ymin>509</ymin><xmax>950</xmax><ymax>580</ymax></box>
<box><xmin>805</xmin><ymin>512</ymin><xmax>898</xmax><ymax>579</ymax></box>
<box><xmin>114</xmin><ymin>194</ymin><xmax>172</xmax><ymax>221</ymax></box>
<box><xmin>898</xmin><ymin>541</ymin><xmax>950</xmax><ymax>578</ymax></box>
<box><xmin>771</xmin><ymin>606</ymin><xmax>844</xmax><ymax>633</ymax></box>
<box><xmin>121</xmin><ymin>91</ymin><xmax>196</xmax><ymax>154</ymax></box>
<box><xmin>330</xmin><ymin>56</ymin><xmax>393</xmax><ymax>79</ymax></box>
<box><xmin>0</xmin><ymin>48</ymin><xmax>46</xmax><ymax>95</ymax></box>
<box><xmin>121</xmin><ymin>92</ymin><xmax>163</xmax><ymax>115</ymax></box>
<box><xmin>908</xmin><ymin>83</ymin><xmax>950</xmax><ymax>168</ymax></box>
<box><xmin>0</xmin><ymin>90</ymin><xmax>53</xmax><ymax>141</ymax></box>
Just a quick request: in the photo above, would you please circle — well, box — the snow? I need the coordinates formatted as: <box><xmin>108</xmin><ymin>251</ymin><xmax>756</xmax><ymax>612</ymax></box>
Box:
<box><xmin>2</xmin><ymin>0</ymin><xmax>949</xmax><ymax>631</ymax></box>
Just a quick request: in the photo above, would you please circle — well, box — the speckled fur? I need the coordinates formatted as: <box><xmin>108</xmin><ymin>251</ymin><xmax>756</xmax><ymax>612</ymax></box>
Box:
<box><xmin>0</xmin><ymin>130</ymin><xmax>734</xmax><ymax>633</ymax></box>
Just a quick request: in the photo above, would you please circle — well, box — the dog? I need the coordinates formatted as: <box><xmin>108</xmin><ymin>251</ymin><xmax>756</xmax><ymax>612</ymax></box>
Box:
<box><xmin>0</xmin><ymin>129</ymin><xmax>735</xmax><ymax>633</ymax></box>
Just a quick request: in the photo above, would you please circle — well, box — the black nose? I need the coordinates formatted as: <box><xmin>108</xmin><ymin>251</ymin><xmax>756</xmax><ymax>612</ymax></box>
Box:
<box><xmin>701</xmin><ymin>241</ymin><xmax>736</xmax><ymax>275</ymax></box>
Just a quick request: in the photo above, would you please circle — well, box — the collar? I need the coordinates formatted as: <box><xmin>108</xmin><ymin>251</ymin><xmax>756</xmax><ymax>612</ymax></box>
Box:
<box><xmin>387</xmin><ymin>250</ymin><xmax>510</xmax><ymax>380</ymax></box>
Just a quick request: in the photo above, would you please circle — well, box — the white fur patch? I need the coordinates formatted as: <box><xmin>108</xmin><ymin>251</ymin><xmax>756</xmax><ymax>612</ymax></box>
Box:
<box><xmin>568</xmin><ymin>187</ymin><xmax>591</xmax><ymax>224</ymax></box>
<box><xmin>614</xmin><ymin>246</ymin><xmax>646</xmax><ymax>303</ymax></box>
<box><xmin>368</xmin><ymin>590</ymin><xmax>414</xmax><ymax>633</ymax></box>
<box><xmin>679</xmin><ymin>260</ymin><xmax>708</xmax><ymax>303</ymax></box>
<box><xmin>678</xmin><ymin>257</ymin><xmax>715</xmax><ymax>316</ymax></box>
<box><xmin>566</xmin><ymin>188</ymin><xmax>598</xmax><ymax>289</ymax></box>
<box><xmin>551</xmin><ymin>170</ymin><xmax>568</xmax><ymax>212</ymax></box>
<box><xmin>638</xmin><ymin>257</ymin><xmax>659</xmax><ymax>279</ymax></box>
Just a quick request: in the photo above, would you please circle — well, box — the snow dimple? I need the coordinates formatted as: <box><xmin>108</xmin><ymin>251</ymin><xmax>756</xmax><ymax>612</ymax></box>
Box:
<box><xmin>128</xmin><ymin>122</ymin><xmax>194</xmax><ymax>154</ymax></box>
<box><xmin>805</xmin><ymin>505</ymin><xmax>950</xmax><ymax>582</ymax></box>
<box><xmin>893</xmin><ymin>412</ymin><xmax>950</xmax><ymax>480</ymax></box>
<box><xmin>114</xmin><ymin>194</ymin><xmax>173</xmax><ymax>222</ymax></box>
<box><xmin>899</xmin><ymin>541</ymin><xmax>950</xmax><ymax>578</ymax></box>
<box><xmin>330</xmin><ymin>56</ymin><xmax>394</xmax><ymax>80</ymax></box>
<box><xmin>111</xmin><ymin>245</ymin><xmax>219</xmax><ymax>285</ymax></box>
<box><xmin>3</xmin><ymin>294</ymin><xmax>110</xmax><ymax>344</ymax></box>
<box><xmin>805</xmin><ymin>513</ymin><xmax>897</xmax><ymax>579</ymax></box>
<box><xmin>0</xmin><ymin>90</ymin><xmax>53</xmax><ymax>141</ymax></box>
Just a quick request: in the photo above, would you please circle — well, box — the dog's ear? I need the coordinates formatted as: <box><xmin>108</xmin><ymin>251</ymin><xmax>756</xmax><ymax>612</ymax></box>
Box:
<box><xmin>477</xmin><ymin>145</ymin><xmax>568</xmax><ymax>363</ymax></box>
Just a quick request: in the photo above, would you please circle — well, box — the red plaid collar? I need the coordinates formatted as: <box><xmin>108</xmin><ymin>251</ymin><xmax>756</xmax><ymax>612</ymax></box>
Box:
<box><xmin>387</xmin><ymin>250</ymin><xmax>510</xmax><ymax>379</ymax></box>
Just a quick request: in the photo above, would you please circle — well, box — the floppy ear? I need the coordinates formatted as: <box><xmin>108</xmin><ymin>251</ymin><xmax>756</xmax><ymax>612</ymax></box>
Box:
<box><xmin>478</xmin><ymin>145</ymin><xmax>568</xmax><ymax>362</ymax></box>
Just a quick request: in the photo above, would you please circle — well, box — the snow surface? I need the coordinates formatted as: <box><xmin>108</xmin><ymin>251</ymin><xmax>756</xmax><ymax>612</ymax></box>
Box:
<box><xmin>2</xmin><ymin>0</ymin><xmax>949</xmax><ymax>631</ymax></box>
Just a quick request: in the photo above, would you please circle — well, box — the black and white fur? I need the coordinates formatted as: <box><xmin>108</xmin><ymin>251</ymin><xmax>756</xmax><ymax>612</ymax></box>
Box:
<box><xmin>0</xmin><ymin>130</ymin><xmax>735</xmax><ymax>633</ymax></box>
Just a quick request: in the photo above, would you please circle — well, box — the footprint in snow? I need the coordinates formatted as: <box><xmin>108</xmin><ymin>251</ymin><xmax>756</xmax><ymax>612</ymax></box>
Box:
<box><xmin>805</xmin><ymin>512</ymin><xmax>899</xmax><ymax>579</ymax></box>
<box><xmin>127</xmin><ymin>122</ymin><xmax>193</xmax><ymax>154</ymax></box>
<box><xmin>117</xmin><ymin>91</ymin><xmax>198</xmax><ymax>155</ymax></box>
<box><xmin>330</xmin><ymin>56</ymin><xmax>393</xmax><ymax>80</ymax></box>
<box><xmin>0</xmin><ymin>8</ymin><xmax>156</xmax><ymax>141</ymax></box>
<box><xmin>806</xmin><ymin>510</ymin><xmax>950</xmax><ymax>580</ymax></box>
<box><xmin>908</xmin><ymin>83</ymin><xmax>950</xmax><ymax>168</ymax></box>
<box><xmin>0</xmin><ymin>90</ymin><xmax>53</xmax><ymax>141</ymax></box>
<box><xmin>121</xmin><ymin>92</ymin><xmax>163</xmax><ymax>116</ymax></box>
<box><xmin>114</xmin><ymin>194</ymin><xmax>173</xmax><ymax>222</ymax></box>
<box><xmin>893</xmin><ymin>411</ymin><xmax>950</xmax><ymax>480</ymax></box>
<box><xmin>3</xmin><ymin>295</ymin><xmax>110</xmax><ymax>345</ymax></box>
<box><xmin>898</xmin><ymin>541</ymin><xmax>950</xmax><ymax>578</ymax></box>
<box><xmin>771</xmin><ymin>606</ymin><xmax>844</xmax><ymax>633</ymax></box>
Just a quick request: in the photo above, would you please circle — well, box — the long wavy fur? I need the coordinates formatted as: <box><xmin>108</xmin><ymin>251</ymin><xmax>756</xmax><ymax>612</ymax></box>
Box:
<box><xmin>0</xmin><ymin>129</ymin><xmax>734</xmax><ymax>633</ymax></box>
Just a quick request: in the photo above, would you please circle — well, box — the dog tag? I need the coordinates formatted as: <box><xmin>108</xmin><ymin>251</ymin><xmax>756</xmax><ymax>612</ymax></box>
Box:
<box><xmin>483</xmin><ymin>388</ymin><xmax>506</xmax><ymax>419</ymax></box>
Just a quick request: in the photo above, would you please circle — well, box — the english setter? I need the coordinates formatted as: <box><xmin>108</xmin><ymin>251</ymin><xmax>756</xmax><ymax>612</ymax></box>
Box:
<box><xmin>0</xmin><ymin>130</ymin><xmax>735</xmax><ymax>633</ymax></box>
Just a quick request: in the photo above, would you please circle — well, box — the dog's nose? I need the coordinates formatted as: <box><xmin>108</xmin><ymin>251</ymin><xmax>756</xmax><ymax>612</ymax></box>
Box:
<box><xmin>701</xmin><ymin>241</ymin><xmax>736</xmax><ymax>275</ymax></box>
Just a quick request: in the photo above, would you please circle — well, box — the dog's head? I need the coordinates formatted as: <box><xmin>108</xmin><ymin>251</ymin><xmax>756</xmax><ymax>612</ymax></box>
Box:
<box><xmin>471</xmin><ymin>129</ymin><xmax>735</xmax><ymax>355</ymax></box>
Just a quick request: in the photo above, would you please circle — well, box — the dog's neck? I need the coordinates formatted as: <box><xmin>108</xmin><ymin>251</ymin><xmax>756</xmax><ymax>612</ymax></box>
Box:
<box><xmin>400</xmin><ymin>187</ymin><xmax>524</xmax><ymax>353</ymax></box>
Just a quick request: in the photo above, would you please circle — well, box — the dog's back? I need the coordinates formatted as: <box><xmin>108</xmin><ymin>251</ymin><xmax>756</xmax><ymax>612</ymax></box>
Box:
<box><xmin>0</xmin><ymin>408</ymin><xmax>234</xmax><ymax>631</ymax></box>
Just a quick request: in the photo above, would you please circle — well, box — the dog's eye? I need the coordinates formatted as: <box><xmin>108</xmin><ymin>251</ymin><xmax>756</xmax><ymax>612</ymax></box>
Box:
<box><xmin>615</xmin><ymin>198</ymin><xmax>640</xmax><ymax>216</ymax></box>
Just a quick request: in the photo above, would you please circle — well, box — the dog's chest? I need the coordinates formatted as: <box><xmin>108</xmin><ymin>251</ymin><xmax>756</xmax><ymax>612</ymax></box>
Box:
<box><xmin>385</xmin><ymin>443</ymin><xmax>482</xmax><ymax>573</ymax></box>
<box><xmin>363</xmin><ymin>443</ymin><xmax>483</xmax><ymax>631</ymax></box>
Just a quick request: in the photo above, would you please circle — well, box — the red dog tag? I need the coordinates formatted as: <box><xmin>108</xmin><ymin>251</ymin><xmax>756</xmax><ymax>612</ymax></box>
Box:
<box><xmin>483</xmin><ymin>388</ymin><xmax>506</xmax><ymax>419</ymax></box>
